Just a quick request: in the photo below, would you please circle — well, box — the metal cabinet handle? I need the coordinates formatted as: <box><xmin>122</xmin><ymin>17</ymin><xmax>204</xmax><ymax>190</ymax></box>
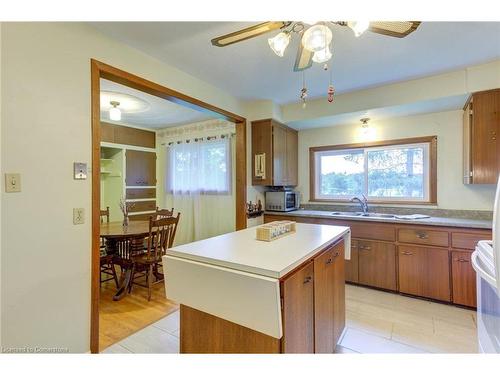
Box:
<box><xmin>455</xmin><ymin>258</ymin><xmax>470</xmax><ymax>263</ymax></box>
<box><xmin>333</xmin><ymin>251</ymin><xmax>340</xmax><ymax>258</ymax></box>
<box><xmin>326</xmin><ymin>258</ymin><xmax>333</xmax><ymax>265</ymax></box>
<box><xmin>415</xmin><ymin>231</ymin><xmax>428</xmax><ymax>239</ymax></box>
<box><xmin>401</xmin><ymin>251</ymin><xmax>414</xmax><ymax>256</ymax></box>
<box><xmin>359</xmin><ymin>246</ymin><xmax>372</xmax><ymax>250</ymax></box>
<box><xmin>303</xmin><ymin>276</ymin><xmax>313</xmax><ymax>284</ymax></box>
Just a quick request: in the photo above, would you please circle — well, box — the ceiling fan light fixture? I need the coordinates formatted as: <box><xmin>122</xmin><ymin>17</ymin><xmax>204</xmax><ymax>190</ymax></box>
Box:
<box><xmin>312</xmin><ymin>45</ymin><xmax>332</xmax><ymax>63</ymax></box>
<box><xmin>268</xmin><ymin>31</ymin><xmax>291</xmax><ymax>57</ymax></box>
<box><xmin>348</xmin><ymin>21</ymin><xmax>370</xmax><ymax>37</ymax></box>
<box><xmin>109</xmin><ymin>100</ymin><xmax>122</xmax><ymax>121</ymax></box>
<box><xmin>302</xmin><ymin>24</ymin><xmax>332</xmax><ymax>52</ymax></box>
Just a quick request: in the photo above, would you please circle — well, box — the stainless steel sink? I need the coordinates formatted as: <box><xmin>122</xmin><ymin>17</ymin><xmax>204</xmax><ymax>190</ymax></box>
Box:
<box><xmin>331</xmin><ymin>212</ymin><xmax>362</xmax><ymax>217</ymax></box>
<box><xmin>331</xmin><ymin>211</ymin><xmax>396</xmax><ymax>218</ymax></box>
<box><xmin>360</xmin><ymin>213</ymin><xmax>396</xmax><ymax>218</ymax></box>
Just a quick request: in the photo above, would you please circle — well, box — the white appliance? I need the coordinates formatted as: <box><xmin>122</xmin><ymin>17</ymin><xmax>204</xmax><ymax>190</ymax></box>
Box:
<box><xmin>471</xmin><ymin>176</ymin><xmax>500</xmax><ymax>353</ymax></box>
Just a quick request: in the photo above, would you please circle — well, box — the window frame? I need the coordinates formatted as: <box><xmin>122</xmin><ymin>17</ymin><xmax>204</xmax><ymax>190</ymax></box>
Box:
<box><xmin>309</xmin><ymin>136</ymin><xmax>437</xmax><ymax>205</ymax></box>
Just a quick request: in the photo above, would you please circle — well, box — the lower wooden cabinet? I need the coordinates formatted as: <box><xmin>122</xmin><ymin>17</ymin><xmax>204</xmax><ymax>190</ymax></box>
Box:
<box><xmin>281</xmin><ymin>239</ymin><xmax>345</xmax><ymax>353</ymax></box>
<box><xmin>345</xmin><ymin>239</ymin><xmax>359</xmax><ymax>283</ymax></box>
<box><xmin>313</xmin><ymin>241</ymin><xmax>345</xmax><ymax>353</ymax></box>
<box><xmin>265</xmin><ymin>214</ymin><xmax>489</xmax><ymax>308</ymax></box>
<box><xmin>398</xmin><ymin>245</ymin><xmax>451</xmax><ymax>302</ymax></box>
<box><xmin>451</xmin><ymin>250</ymin><xmax>477</xmax><ymax>307</ymax></box>
<box><xmin>281</xmin><ymin>261</ymin><xmax>315</xmax><ymax>353</ymax></box>
<box><xmin>358</xmin><ymin>240</ymin><xmax>397</xmax><ymax>291</ymax></box>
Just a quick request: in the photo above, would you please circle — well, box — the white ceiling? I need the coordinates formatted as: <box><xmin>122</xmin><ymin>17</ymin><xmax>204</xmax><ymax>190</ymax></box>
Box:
<box><xmin>100</xmin><ymin>79</ymin><xmax>214</xmax><ymax>128</ymax></box>
<box><xmin>92</xmin><ymin>22</ymin><xmax>500</xmax><ymax>105</ymax></box>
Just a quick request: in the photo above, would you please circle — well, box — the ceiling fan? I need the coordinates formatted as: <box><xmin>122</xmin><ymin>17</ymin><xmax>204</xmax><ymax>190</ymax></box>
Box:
<box><xmin>211</xmin><ymin>21</ymin><xmax>421</xmax><ymax>72</ymax></box>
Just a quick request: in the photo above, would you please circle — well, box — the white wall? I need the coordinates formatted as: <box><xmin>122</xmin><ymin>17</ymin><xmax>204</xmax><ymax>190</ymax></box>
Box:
<box><xmin>0</xmin><ymin>23</ymin><xmax>244</xmax><ymax>352</ymax></box>
<box><xmin>298</xmin><ymin>110</ymin><xmax>496</xmax><ymax>211</ymax></box>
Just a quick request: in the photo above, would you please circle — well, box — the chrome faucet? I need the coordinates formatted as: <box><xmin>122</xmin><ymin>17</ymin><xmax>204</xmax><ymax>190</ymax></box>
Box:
<box><xmin>350</xmin><ymin>194</ymin><xmax>368</xmax><ymax>214</ymax></box>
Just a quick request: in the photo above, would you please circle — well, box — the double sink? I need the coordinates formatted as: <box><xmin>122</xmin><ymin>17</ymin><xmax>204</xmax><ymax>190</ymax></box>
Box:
<box><xmin>331</xmin><ymin>212</ymin><xmax>396</xmax><ymax>219</ymax></box>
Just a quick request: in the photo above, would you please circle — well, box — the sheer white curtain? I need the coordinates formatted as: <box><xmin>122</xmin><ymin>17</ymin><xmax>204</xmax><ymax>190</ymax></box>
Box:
<box><xmin>164</xmin><ymin>136</ymin><xmax>235</xmax><ymax>244</ymax></box>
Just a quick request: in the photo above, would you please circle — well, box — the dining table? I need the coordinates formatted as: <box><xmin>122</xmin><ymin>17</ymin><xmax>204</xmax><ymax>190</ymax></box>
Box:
<box><xmin>100</xmin><ymin>220</ymin><xmax>151</xmax><ymax>301</ymax></box>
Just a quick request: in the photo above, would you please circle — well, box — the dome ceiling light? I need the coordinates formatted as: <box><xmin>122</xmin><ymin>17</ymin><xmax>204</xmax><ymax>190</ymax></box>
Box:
<box><xmin>100</xmin><ymin>91</ymin><xmax>150</xmax><ymax>123</ymax></box>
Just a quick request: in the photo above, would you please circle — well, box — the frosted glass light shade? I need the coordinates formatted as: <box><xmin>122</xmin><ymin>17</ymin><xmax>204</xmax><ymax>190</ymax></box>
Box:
<box><xmin>348</xmin><ymin>21</ymin><xmax>370</xmax><ymax>37</ymax></box>
<box><xmin>312</xmin><ymin>46</ymin><xmax>332</xmax><ymax>63</ymax></box>
<box><xmin>268</xmin><ymin>32</ymin><xmax>291</xmax><ymax>57</ymax></box>
<box><xmin>109</xmin><ymin>106</ymin><xmax>121</xmax><ymax>121</ymax></box>
<box><xmin>302</xmin><ymin>24</ymin><xmax>332</xmax><ymax>52</ymax></box>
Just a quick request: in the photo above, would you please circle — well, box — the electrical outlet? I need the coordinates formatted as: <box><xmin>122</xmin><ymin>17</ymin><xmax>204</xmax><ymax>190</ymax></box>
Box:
<box><xmin>73</xmin><ymin>208</ymin><xmax>85</xmax><ymax>225</ymax></box>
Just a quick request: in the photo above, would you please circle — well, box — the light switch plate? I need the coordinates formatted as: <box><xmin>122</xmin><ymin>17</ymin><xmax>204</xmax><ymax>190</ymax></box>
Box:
<box><xmin>5</xmin><ymin>173</ymin><xmax>21</xmax><ymax>193</ymax></box>
<box><xmin>74</xmin><ymin>162</ymin><xmax>87</xmax><ymax>180</ymax></box>
<box><xmin>73</xmin><ymin>208</ymin><xmax>85</xmax><ymax>225</ymax></box>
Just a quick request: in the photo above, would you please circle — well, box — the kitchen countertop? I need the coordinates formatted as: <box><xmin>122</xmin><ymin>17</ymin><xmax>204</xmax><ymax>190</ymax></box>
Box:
<box><xmin>265</xmin><ymin>209</ymin><xmax>492</xmax><ymax>230</ymax></box>
<box><xmin>166</xmin><ymin>223</ymin><xmax>350</xmax><ymax>278</ymax></box>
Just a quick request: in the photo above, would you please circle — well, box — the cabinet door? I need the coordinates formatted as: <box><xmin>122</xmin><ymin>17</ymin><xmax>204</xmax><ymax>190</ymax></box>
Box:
<box><xmin>314</xmin><ymin>247</ymin><xmax>335</xmax><ymax>353</ymax></box>
<box><xmin>463</xmin><ymin>101</ymin><xmax>473</xmax><ymax>184</ymax></box>
<box><xmin>285</xmin><ymin>129</ymin><xmax>298</xmax><ymax>186</ymax></box>
<box><xmin>332</xmin><ymin>241</ymin><xmax>346</xmax><ymax>348</ymax></box>
<box><xmin>398</xmin><ymin>245</ymin><xmax>450</xmax><ymax>302</ymax></box>
<box><xmin>358</xmin><ymin>240</ymin><xmax>397</xmax><ymax>291</ymax></box>
<box><xmin>126</xmin><ymin>150</ymin><xmax>156</xmax><ymax>186</ymax></box>
<box><xmin>451</xmin><ymin>250</ymin><xmax>477</xmax><ymax>307</ymax></box>
<box><xmin>471</xmin><ymin>90</ymin><xmax>500</xmax><ymax>184</ymax></box>
<box><xmin>272</xmin><ymin>124</ymin><xmax>287</xmax><ymax>186</ymax></box>
<box><xmin>282</xmin><ymin>261</ymin><xmax>314</xmax><ymax>353</ymax></box>
<box><xmin>345</xmin><ymin>239</ymin><xmax>359</xmax><ymax>283</ymax></box>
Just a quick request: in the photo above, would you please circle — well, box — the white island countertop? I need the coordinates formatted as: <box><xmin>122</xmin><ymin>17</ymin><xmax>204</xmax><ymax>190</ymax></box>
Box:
<box><xmin>166</xmin><ymin>223</ymin><xmax>350</xmax><ymax>278</ymax></box>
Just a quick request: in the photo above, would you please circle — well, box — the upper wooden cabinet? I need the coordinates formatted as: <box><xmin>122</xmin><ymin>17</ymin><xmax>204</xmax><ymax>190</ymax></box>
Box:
<box><xmin>252</xmin><ymin>119</ymin><xmax>298</xmax><ymax>186</ymax></box>
<box><xmin>125</xmin><ymin>150</ymin><xmax>156</xmax><ymax>186</ymax></box>
<box><xmin>101</xmin><ymin>122</ymin><xmax>156</xmax><ymax>149</ymax></box>
<box><xmin>463</xmin><ymin>89</ymin><xmax>500</xmax><ymax>184</ymax></box>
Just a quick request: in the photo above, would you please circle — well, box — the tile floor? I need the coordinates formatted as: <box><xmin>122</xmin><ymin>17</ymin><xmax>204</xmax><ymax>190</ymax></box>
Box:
<box><xmin>102</xmin><ymin>284</ymin><xmax>478</xmax><ymax>354</ymax></box>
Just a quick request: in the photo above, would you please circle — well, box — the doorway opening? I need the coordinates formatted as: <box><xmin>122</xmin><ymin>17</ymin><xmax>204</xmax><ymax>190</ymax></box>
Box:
<box><xmin>91</xmin><ymin>60</ymin><xmax>247</xmax><ymax>353</ymax></box>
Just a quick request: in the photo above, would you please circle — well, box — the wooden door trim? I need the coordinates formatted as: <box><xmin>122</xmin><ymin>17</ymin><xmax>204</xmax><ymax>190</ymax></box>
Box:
<box><xmin>90</xmin><ymin>59</ymin><xmax>247</xmax><ymax>353</ymax></box>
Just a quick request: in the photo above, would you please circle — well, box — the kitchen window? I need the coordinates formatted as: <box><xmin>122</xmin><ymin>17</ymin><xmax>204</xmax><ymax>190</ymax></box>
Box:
<box><xmin>310</xmin><ymin>136</ymin><xmax>437</xmax><ymax>204</ymax></box>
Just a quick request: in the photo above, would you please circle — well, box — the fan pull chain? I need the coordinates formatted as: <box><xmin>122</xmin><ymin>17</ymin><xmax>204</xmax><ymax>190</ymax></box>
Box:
<box><xmin>300</xmin><ymin>71</ymin><xmax>308</xmax><ymax>109</ymax></box>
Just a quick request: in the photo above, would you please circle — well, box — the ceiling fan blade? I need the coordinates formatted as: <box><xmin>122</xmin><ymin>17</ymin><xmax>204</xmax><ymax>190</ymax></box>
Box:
<box><xmin>211</xmin><ymin>22</ymin><xmax>287</xmax><ymax>47</ymax></box>
<box><xmin>293</xmin><ymin>43</ymin><xmax>313</xmax><ymax>72</ymax></box>
<box><xmin>368</xmin><ymin>21</ymin><xmax>421</xmax><ymax>38</ymax></box>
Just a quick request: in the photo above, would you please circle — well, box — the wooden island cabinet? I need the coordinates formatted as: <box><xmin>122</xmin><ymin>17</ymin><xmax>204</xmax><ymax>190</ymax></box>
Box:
<box><xmin>265</xmin><ymin>214</ymin><xmax>491</xmax><ymax>308</ymax></box>
<box><xmin>165</xmin><ymin>223</ymin><xmax>349</xmax><ymax>353</ymax></box>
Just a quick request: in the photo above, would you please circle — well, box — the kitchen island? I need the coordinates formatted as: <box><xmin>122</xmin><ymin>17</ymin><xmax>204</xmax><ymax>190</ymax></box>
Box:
<box><xmin>163</xmin><ymin>222</ymin><xmax>351</xmax><ymax>353</ymax></box>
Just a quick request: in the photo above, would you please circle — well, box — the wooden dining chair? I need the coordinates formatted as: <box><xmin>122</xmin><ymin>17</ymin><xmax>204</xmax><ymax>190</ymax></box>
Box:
<box><xmin>155</xmin><ymin>207</ymin><xmax>174</xmax><ymax>219</ymax></box>
<box><xmin>100</xmin><ymin>206</ymin><xmax>118</xmax><ymax>287</ymax></box>
<box><xmin>129</xmin><ymin>213</ymin><xmax>180</xmax><ymax>301</ymax></box>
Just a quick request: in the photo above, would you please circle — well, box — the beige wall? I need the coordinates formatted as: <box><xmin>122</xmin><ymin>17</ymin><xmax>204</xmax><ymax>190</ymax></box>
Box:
<box><xmin>298</xmin><ymin>110</ymin><xmax>497</xmax><ymax>211</ymax></box>
<box><xmin>0</xmin><ymin>22</ymin><xmax>244</xmax><ymax>352</ymax></box>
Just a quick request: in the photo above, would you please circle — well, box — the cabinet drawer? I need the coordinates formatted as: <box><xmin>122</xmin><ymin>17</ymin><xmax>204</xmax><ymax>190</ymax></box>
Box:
<box><xmin>126</xmin><ymin>188</ymin><xmax>156</xmax><ymax>199</ymax></box>
<box><xmin>350</xmin><ymin>222</ymin><xmax>395</xmax><ymax>242</ymax></box>
<box><xmin>128</xmin><ymin>200</ymin><xmax>156</xmax><ymax>213</ymax></box>
<box><xmin>398</xmin><ymin>228</ymin><xmax>449</xmax><ymax>247</ymax></box>
<box><xmin>451</xmin><ymin>231</ymin><xmax>492</xmax><ymax>250</ymax></box>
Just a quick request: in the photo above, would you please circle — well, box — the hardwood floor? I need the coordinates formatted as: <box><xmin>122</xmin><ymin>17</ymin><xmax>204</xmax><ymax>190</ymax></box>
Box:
<box><xmin>99</xmin><ymin>273</ymin><xmax>179</xmax><ymax>351</ymax></box>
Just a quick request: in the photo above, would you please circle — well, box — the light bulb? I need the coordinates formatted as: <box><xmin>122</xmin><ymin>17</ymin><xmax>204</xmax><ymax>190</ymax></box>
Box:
<box><xmin>268</xmin><ymin>32</ymin><xmax>291</xmax><ymax>57</ymax></box>
<box><xmin>312</xmin><ymin>46</ymin><xmax>332</xmax><ymax>63</ymax></box>
<box><xmin>109</xmin><ymin>101</ymin><xmax>121</xmax><ymax>121</ymax></box>
<box><xmin>348</xmin><ymin>21</ymin><xmax>370</xmax><ymax>37</ymax></box>
<box><xmin>302</xmin><ymin>24</ymin><xmax>332</xmax><ymax>52</ymax></box>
